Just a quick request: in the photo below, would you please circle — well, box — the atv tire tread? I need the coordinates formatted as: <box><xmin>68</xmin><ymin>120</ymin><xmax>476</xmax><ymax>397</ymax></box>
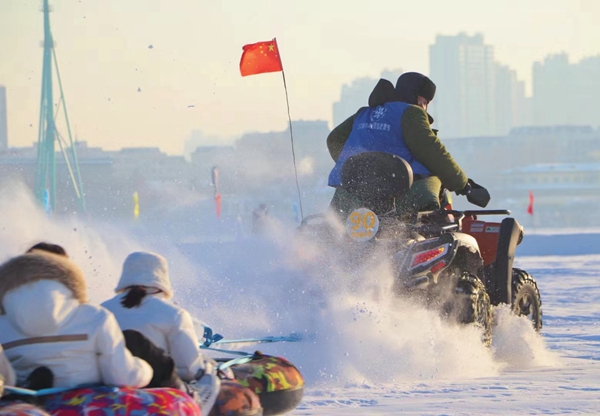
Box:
<box><xmin>455</xmin><ymin>273</ymin><xmax>493</xmax><ymax>347</ymax></box>
<box><xmin>512</xmin><ymin>268</ymin><xmax>543</xmax><ymax>332</ymax></box>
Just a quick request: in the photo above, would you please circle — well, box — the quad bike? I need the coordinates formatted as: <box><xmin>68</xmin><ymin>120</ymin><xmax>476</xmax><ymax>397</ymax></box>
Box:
<box><xmin>299</xmin><ymin>152</ymin><xmax>542</xmax><ymax>345</ymax></box>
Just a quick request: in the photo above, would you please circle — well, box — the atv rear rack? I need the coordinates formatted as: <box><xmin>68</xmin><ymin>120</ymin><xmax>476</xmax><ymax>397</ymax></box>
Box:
<box><xmin>463</xmin><ymin>209</ymin><xmax>511</xmax><ymax>217</ymax></box>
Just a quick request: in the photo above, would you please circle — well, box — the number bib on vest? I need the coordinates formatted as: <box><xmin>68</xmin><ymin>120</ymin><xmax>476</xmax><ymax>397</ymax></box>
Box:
<box><xmin>346</xmin><ymin>208</ymin><xmax>379</xmax><ymax>241</ymax></box>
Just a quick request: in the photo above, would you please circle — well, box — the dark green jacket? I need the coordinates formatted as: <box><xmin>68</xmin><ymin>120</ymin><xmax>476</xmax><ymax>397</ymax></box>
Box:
<box><xmin>326</xmin><ymin>105</ymin><xmax>467</xmax><ymax>192</ymax></box>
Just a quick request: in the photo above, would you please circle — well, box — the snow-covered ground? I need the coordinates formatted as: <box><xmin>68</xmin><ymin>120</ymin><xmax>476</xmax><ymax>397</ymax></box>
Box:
<box><xmin>179</xmin><ymin>235</ymin><xmax>600</xmax><ymax>415</ymax></box>
<box><xmin>0</xmin><ymin>185</ymin><xmax>599</xmax><ymax>414</ymax></box>
<box><xmin>293</xmin><ymin>253</ymin><xmax>600</xmax><ymax>415</ymax></box>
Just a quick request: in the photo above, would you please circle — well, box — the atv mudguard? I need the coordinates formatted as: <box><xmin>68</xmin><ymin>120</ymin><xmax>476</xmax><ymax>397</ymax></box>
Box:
<box><xmin>485</xmin><ymin>217</ymin><xmax>523</xmax><ymax>305</ymax></box>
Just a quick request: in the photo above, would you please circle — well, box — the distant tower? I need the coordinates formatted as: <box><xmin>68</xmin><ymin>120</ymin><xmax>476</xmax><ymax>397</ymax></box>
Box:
<box><xmin>429</xmin><ymin>33</ymin><xmax>496</xmax><ymax>138</ymax></box>
<box><xmin>36</xmin><ymin>0</ymin><xmax>86</xmax><ymax>213</ymax></box>
<box><xmin>0</xmin><ymin>86</ymin><xmax>7</xmax><ymax>151</ymax></box>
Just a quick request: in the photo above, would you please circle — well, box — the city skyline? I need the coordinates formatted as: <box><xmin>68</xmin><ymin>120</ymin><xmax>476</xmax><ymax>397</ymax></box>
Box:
<box><xmin>1</xmin><ymin>0</ymin><xmax>599</xmax><ymax>154</ymax></box>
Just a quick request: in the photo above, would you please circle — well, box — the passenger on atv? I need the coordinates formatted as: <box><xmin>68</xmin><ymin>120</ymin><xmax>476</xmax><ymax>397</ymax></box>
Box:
<box><xmin>327</xmin><ymin>72</ymin><xmax>481</xmax><ymax>220</ymax></box>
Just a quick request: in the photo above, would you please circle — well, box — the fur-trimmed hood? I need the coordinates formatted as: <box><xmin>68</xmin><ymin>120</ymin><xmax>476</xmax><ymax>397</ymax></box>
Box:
<box><xmin>0</xmin><ymin>252</ymin><xmax>88</xmax><ymax>314</ymax></box>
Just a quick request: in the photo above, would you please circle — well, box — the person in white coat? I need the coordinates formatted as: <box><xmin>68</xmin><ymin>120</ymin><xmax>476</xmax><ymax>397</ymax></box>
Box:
<box><xmin>0</xmin><ymin>251</ymin><xmax>153</xmax><ymax>389</ymax></box>
<box><xmin>102</xmin><ymin>251</ymin><xmax>212</xmax><ymax>383</ymax></box>
<box><xmin>0</xmin><ymin>345</ymin><xmax>16</xmax><ymax>394</ymax></box>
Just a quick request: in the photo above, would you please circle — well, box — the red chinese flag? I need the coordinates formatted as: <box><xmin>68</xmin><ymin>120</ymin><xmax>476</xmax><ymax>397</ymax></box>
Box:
<box><xmin>240</xmin><ymin>39</ymin><xmax>283</xmax><ymax>77</ymax></box>
<box><xmin>527</xmin><ymin>191</ymin><xmax>534</xmax><ymax>215</ymax></box>
<box><xmin>215</xmin><ymin>193</ymin><xmax>222</xmax><ymax>218</ymax></box>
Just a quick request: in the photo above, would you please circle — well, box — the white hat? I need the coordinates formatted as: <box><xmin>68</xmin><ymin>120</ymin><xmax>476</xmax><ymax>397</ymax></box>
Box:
<box><xmin>115</xmin><ymin>252</ymin><xmax>173</xmax><ymax>299</ymax></box>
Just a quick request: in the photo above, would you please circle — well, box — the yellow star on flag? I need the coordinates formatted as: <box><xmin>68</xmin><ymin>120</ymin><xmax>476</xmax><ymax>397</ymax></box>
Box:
<box><xmin>239</xmin><ymin>38</ymin><xmax>283</xmax><ymax>76</ymax></box>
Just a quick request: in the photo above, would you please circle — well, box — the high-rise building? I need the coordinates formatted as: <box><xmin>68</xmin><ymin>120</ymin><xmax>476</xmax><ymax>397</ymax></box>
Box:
<box><xmin>429</xmin><ymin>33</ymin><xmax>496</xmax><ymax>138</ymax></box>
<box><xmin>532</xmin><ymin>53</ymin><xmax>570</xmax><ymax>126</ymax></box>
<box><xmin>332</xmin><ymin>69</ymin><xmax>403</xmax><ymax>128</ymax></box>
<box><xmin>532</xmin><ymin>53</ymin><xmax>600</xmax><ymax>127</ymax></box>
<box><xmin>332</xmin><ymin>77</ymin><xmax>376</xmax><ymax>128</ymax></box>
<box><xmin>495</xmin><ymin>64</ymin><xmax>515</xmax><ymax>135</ymax></box>
<box><xmin>575</xmin><ymin>55</ymin><xmax>600</xmax><ymax>128</ymax></box>
<box><xmin>514</xmin><ymin>89</ymin><xmax>532</xmax><ymax>129</ymax></box>
<box><xmin>495</xmin><ymin>64</ymin><xmax>529</xmax><ymax>134</ymax></box>
<box><xmin>0</xmin><ymin>86</ymin><xmax>7</xmax><ymax>152</ymax></box>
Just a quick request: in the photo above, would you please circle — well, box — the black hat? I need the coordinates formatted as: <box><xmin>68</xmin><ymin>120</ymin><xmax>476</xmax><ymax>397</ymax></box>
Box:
<box><xmin>395</xmin><ymin>72</ymin><xmax>436</xmax><ymax>105</ymax></box>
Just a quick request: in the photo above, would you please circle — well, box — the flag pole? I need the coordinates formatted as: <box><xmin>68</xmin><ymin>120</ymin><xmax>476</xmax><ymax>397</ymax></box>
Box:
<box><xmin>275</xmin><ymin>38</ymin><xmax>304</xmax><ymax>222</ymax></box>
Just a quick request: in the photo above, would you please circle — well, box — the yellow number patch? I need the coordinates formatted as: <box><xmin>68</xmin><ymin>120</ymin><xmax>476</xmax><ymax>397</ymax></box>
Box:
<box><xmin>346</xmin><ymin>208</ymin><xmax>379</xmax><ymax>241</ymax></box>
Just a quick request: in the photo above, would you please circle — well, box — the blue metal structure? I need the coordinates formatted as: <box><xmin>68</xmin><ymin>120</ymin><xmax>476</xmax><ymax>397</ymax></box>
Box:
<box><xmin>35</xmin><ymin>0</ymin><xmax>86</xmax><ymax>213</ymax></box>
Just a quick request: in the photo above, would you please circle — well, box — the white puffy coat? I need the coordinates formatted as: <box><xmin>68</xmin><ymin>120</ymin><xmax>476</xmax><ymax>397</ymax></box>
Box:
<box><xmin>102</xmin><ymin>293</ymin><xmax>206</xmax><ymax>382</ymax></box>
<box><xmin>0</xmin><ymin>346</ymin><xmax>15</xmax><ymax>387</ymax></box>
<box><xmin>0</xmin><ymin>280</ymin><xmax>152</xmax><ymax>388</ymax></box>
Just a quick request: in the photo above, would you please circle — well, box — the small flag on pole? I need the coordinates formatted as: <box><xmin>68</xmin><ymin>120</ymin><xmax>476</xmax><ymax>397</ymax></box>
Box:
<box><xmin>215</xmin><ymin>194</ymin><xmax>222</xmax><ymax>218</ymax></box>
<box><xmin>211</xmin><ymin>166</ymin><xmax>221</xmax><ymax>218</ymax></box>
<box><xmin>133</xmin><ymin>191</ymin><xmax>140</xmax><ymax>220</ymax></box>
<box><xmin>527</xmin><ymin>191</ymin><xmax>534</xmax><ymax>215</ymax></box>
<box><xmin>43</xmin><ymin>189</ymin><xmax>51</xmax><ymax>218</ymax></box>
<box><xmin>239</xmin><ymin>39</ymin><xmax>283</xmax><ymax>77</ymax></box>
<box><xmin>239</xmin><ymin>38</ymin><xmax>304</xmax><ymax>221</ymax></box>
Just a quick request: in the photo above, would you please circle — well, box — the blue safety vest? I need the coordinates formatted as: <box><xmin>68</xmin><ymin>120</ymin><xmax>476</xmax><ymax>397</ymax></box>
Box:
<box><xmin>328</xmin><ymin>102</ymin><xmax>430</xmax><ymax>187</ymax></box>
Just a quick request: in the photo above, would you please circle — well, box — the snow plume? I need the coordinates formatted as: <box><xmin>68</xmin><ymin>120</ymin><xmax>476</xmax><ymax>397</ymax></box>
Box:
<box><xmin>0</xmin><ymin>183</ymin><xmax>143</xmax><ymax>304</ymax></box>
<box><xmin>297</xmin><ymin>156</ymin><xmax>316</xmax><ymax>176</ymax></box>
<box><xmin>174</xmin><ymin>217</ymin><xmax>501</xmax><ymax>385</ymax></box>
<box><xmin>182</xmin><ymin>217</ymin><xmax>564</xmax><ymax>386</ymax></box>
<box><xmin>277</xmin><ymin>223</ymin><xmax>501</xmax><ymax>384</ymax></box>
<box><xmin>492</xmin><ymin>305</ymin><xmax>561</xmax><ymax>368</ymax></box>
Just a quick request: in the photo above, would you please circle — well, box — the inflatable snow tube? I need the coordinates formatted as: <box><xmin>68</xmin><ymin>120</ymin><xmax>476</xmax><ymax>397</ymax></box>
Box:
<box><xmin>42</xmin><ymin>386</ymin><xmax>201</xmax><ymax>415</ymax></box>
<box><xmin>209</xmin><ymin>380</ymin><xmax>262</xmax><ymax>416</ymax></box>
<box><xmin>0</xmin><ymin>402</ymin><xmax>50</xmax><ymax>416</ymax></box>
<box><xmin>34</xmin><ymin>386</ymin><xmax>200</xmax><ymax>415</ymax></box>
<box><xmin>231</xmin><ymin>353</ymin><xmax>303</xmax><ymax>416</ymax></box>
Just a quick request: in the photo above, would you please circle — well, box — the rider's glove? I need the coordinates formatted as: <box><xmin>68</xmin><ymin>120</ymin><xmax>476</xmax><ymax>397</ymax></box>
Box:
<box><xmin>456</xmin><ymin>178</ymin><xmax>485</xmax><ymax>196</ymax></box>
<box><xmin>455</xmin><ymin>179</ymin><xmax>473</xmax><ymax>196</ymax></box>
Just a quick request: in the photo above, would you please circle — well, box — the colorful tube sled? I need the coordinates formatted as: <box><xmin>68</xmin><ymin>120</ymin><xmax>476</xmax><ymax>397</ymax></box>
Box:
<box><xmin>0</xmin><ymin>402</ymin><xmax>50</xmax><ymax>416</ymax></box>
<box><xmin>0</xmin><ymin>354</ymin><xmax>303</xmax><ymax>416</ymax></box>
<box><xmin>209</xmin><ymin>380</ymin><xmax>262</xmax><ymax>416</ymax></box>
<box><xmin>230</xmin><ymin>353</ymin><xmax>304</xmax><ymax>416</ymax></box>
<box><xmin>1</xmin><ymin>386</ymin><xmax>201</xmax><ymax>416</ymax></box>
<box><xmin>0</xmin><ymin>380</ymin><xmax>272</xmax><ymax>416</ymax></box>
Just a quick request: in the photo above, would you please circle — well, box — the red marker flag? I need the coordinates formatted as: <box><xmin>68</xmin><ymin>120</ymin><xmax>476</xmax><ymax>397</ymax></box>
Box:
<box><xmin>238</xmin><ymin>37</ymin><xmax>305</xmax><ymax>220</ymax></box>
<box><xmin>239</xmin><ymin>39</ymin><xmax>283</xmax><ymax>77</ymax></box>
<box><xmin>211</xmin><ymin>166</ymin><xmax>221</xmax><ymax>218</ymax></box>
<box><xmin>215</xmin><ymin>194</ymin><xmax>222</xmax><ymax>218</ymax></box>
<box><xmin>527</xmin><ymin>191</ymin><xmax>534</xmax><ymax>215</ymax></box>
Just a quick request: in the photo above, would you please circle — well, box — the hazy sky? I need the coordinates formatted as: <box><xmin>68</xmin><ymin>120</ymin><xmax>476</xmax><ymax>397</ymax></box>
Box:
<box><xmin>0</xmin><ymin>0</ymin><xmax>598</xmax><ymax>154</ymax></box>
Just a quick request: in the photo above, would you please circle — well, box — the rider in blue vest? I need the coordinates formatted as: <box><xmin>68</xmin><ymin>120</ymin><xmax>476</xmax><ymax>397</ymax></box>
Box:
<box><xmin>327</xmin><ymin>73</ymin><xmax>473</xmax><ymax>218</ymax></box>
<box><xmin>328</xmin><ymin>86</ymin><xmax>430</xmax><ymax>188</ymax></box>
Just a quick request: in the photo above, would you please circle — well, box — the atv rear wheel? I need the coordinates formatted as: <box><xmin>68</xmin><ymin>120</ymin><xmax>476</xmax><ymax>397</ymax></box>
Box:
<box><xmin>512</xmin><ymin>268</ymin><xmax>542</xmax><ymax>332</ymax></box>
<box><xmin>455</xmin><ymin>274</ymin><xmax>493</xmax><ymax>347</ymax></box>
